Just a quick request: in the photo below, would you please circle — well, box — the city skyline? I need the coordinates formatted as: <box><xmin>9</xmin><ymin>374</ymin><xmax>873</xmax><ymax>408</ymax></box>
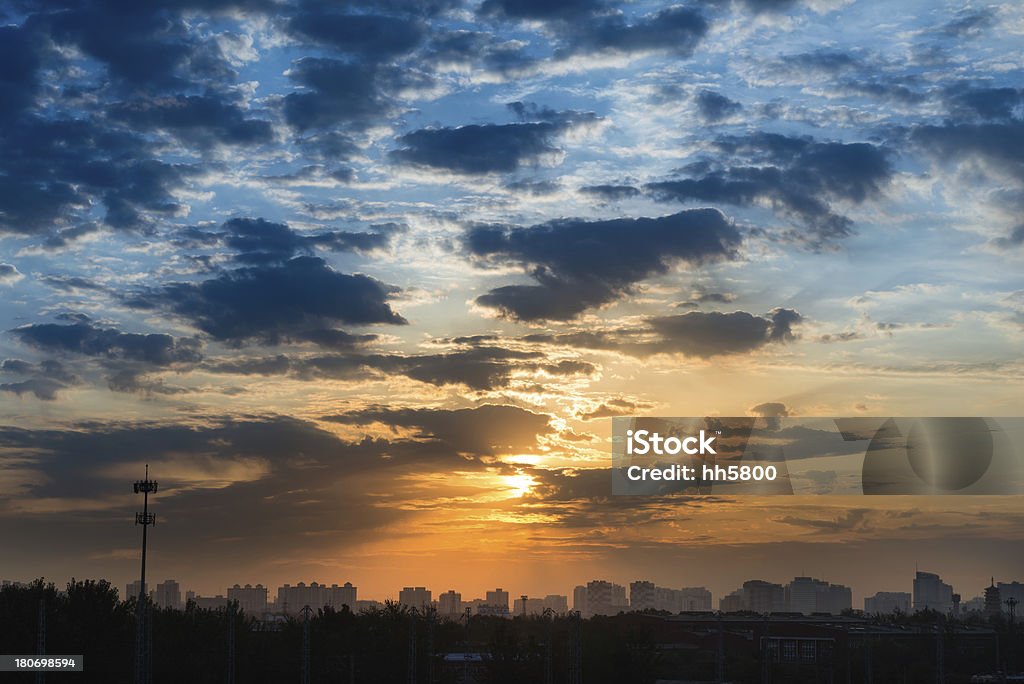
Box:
<box><xmin>2</xmin><ymin>0</ymin><xmax>1023</xmax><ymax>607</ymax></box>
<box><xmin>10</xmin><ymin>567</ymin><xmax>1021</xmax><ymax>618</ymax></box>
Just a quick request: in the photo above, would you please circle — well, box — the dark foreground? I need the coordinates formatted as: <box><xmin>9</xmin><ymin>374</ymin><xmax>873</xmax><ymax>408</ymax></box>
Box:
<box><xmin>2</xmin><ymin>580</ymin><xmax>1022</xmax><ymax>683</ymax></box>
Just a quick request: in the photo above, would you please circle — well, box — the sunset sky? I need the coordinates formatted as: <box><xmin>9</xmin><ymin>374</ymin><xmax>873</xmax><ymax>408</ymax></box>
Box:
<box><xmin>1</xmin><ymin>0</ymin><xmax>1023</xmax><ymax>606</ymax></box>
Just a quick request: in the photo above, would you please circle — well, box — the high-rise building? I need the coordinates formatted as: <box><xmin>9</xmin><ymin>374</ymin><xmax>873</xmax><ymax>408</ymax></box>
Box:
<box><xmin>438</xmin><ymin>590</ymin><xmax>462</xmax><ymax>616</ymax></box>
<box><xmin>486</xmin><ymin>588</ymin><xmax>510</xmax><ymax>613</ymax></box>
<box><xmin>573</xmin><ymin>586</ymin><xmax>587</xmax><ymax>615</ymax></box>
<box><xmin>997</xmin><ymin>581</ymin><xmax>1023</xmax><ymax>615</ymax></box>
<box><xmin>679</xmin><ymin>587</ymin><xmax>713</xmax><ymax>612</ymax></box>
<box><xmin>742</xmin><ymin>580</ymin><xmax>786</xmax><ymax>613</ymax></box>
<box><xmin>629</xmin><ymin>581</ymin><xmax>657</xmax><ymax>612</ymax></box>
<box><xmin>786</xmin><ymin>577</ymin><xmax>826</xmax><ymax>614</ymax></box>
<box><xmin>913</xmin><ymin>571</ymin><xmax>954</xmax><ymax>614</ymax></box>
<box><xmin>326</xmin><ymin>582</ymin><xmax>357</xmax><ymax>610</ymax></box>
<box><xmin>719</xmin><ymin>590</ymin><xmax>744</xmax><ymax>613</ymax></box>
<box><xmin>228</xmin><ymin>584</ymin><xmax>268</xmax><ymax>615</ymax></box>
<box><xmin>820</xmin><ymin>584</ymin><xmax>852</xmax><ymax>614</ymax></box>
<box><xmin>543</xmin><ymin>595</ymin><xmax>569</xmax><ymax>614</ymax></box>
<box><xmin>864</xmin><ymin>591</ymin><xmax>911</xmax><ymax>614</ymax></box>
<box><xmin>154</xmin><ymin>579</ymin><xmax>181</xmax><ymax>610</ymax></box>
<box><xmin>126</xmin><ymin>579</ymin><xmax>146</xmax><ymax>601</ymax></box>
<box><xmin>192</xmin><ymin>594</ymin><xmax>228</xmax><ymax>610</ymax></box>
<box><xmin>585</xmin><ymin>580</ymin><xmax>628</xmax><ymax>617</ymax></box>
<box><xmin>513</xmin><ymin>596</ymin><xmax>546</xmax><ymax>616</ymax></box>
<box><xmin>399</xmin><ymin>586</ymin><xmax>432</xmax><ymax>611</ymax></box>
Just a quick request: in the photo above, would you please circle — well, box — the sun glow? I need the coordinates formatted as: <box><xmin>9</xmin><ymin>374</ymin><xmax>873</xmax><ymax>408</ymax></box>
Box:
<box><xmin>501</xmin><ymin>474</ymin><xmax>536</xmax><ymax>498</ymax></box>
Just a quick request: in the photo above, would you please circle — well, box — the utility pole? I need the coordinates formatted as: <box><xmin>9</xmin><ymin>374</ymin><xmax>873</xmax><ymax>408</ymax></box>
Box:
<box><xmin>567</xmin><ymin>611</ymin><xmax>581</xmax><ymax>684</ymax></box>
<box><xmin>133</xmin><ymin>465</ymin><xmax>157</xmax><ymax>684</ymax></box>
<box><xmin>301</xmin><ymin>605</ymin><xmax>312</xmax><ymax>684</ymax></box>
<box><xmin>226</xmin><ymin>601</ymin><xmax>236</xmax><ymax>684</ymax></box>
<box><xmin>408</xmin><ymin>612</ymin><xmax>417</xmax><ymax>684</ymax></box>
<box><xmin>716</xmin><ymin>612</ymin><xmax>725</xmax><ymax>684</ymax></box>
<box><xmin>543</xmin><ymin>608</ymin><xmax>554</xmax><ymax>684</ymax></box>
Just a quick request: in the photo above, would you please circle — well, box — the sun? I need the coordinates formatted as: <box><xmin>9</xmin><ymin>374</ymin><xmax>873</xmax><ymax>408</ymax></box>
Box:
<box><xmin>501</xmin><ymin>474</ymin><xmax>536</xmax><ymax>498</ymax></box>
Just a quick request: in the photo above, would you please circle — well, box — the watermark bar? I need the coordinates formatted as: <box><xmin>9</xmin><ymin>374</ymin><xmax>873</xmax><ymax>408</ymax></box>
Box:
<box><xmin>611</xmin><ymin>417</ymin><xmax>1024</xmax><ymax>495</ymax></box>
<box><xmin>0</xmin><ymin>655</ymin><xmax>84</xmax><ymax>671</ymax></box>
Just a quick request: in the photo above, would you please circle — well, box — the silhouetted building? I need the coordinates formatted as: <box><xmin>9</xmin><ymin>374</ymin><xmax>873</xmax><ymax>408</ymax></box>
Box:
<box><xmin>438</xmin><ymin>590</ymin><xmax>462</xmax><ymax>616</ymax></box>
<box><xmin>743</xmin><ymin>580</ymin><xmax>786</xmax><ymax>613</ymax></box>
<box><xmin>326</xmin><ymin>582</ymin><xmax>357</xmax><ymax>610</ymax></box>
<box><xmin>585</xmin><ymin>580</ymin><xmax>628</xmax><ymax>617</ymax></box>
<box><xmin>985</xmin><ymin>579</ymin><xmax>1002</xmax><ymax>615</ymax></box>
<box><xmin>514</xmin><ymin>596</ymin><xmax>545</xmax><ymax>616</ymax></box>
<box><xmin>864</xmin><ymin>591</ymin><xmax>911</xmax><ymax>614</ymax></box>
<box><xmin>573</xmin><ymin>585</ymin><xmax>587</xmax><ymax>615</ymax></box>
<box><xmin>275</xmin><ymin>581</ymin><xmax>354</xmax><ymax>614</ymax></box>
<box><xmin>678</xmin><ymin>587</ymin><xmax>713</xmax><ymax>611</ymax></box>
<box><xmin>399</xmin><ymin>586</ymin><xmax>432</xmax><ymax>611</ymax></box>
<box><xmin>913</xmin><ymin>571</ymin><xmax>953</xmax><ymax>613</ymax></box>
<box><xmin>126</xmin><ymin>580</ymin><xmax>146</xmax><ymax>600</ymax></box>
<box><xmin>154</xmin><ymin>579</ymin><xmax>181</xmax><ymax>610</ymax></box>
<box><xmin>485</xmin><ymin>588</ymin><xmax>509</xmax><ymax>614</ymax></box>
<box><xmin>720</xmin><ymin>589</ymin><xmax>744</xmax><ymax>612</ymax></box>
<box><xmin>193</xmin><ymin>594</ymin><xmax>228</xmax><ymax>610</ymax></box>
<box><xmin>997</xmin><ymin>581</ymin><xmax>1023</xmax><ymax>615</ymax></box>
<box><xmin>630</xmin><ymin>582</ymin><xmax>712</xmax><ymax>613</ymax></box>
<box><xmin>630</xmin><ymin>581</ymin><xmax>656</xmax><ymax>612</ymax></box>
<box><xmin>228</xmin><ymin>584</ymin><xmax>267</xmax><ymax>615</ymax></box>
<box><xmin>543</xmin><ymin>595</ymin><xmax>568</xmax><ymax>614</ymax></box>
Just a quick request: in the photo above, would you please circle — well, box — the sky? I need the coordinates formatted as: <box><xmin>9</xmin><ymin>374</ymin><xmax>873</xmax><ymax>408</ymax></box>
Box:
<box><xmin>0</xmin><ymin>0</ymin><xmax>1023</xmax><ymax>606</ymax></box>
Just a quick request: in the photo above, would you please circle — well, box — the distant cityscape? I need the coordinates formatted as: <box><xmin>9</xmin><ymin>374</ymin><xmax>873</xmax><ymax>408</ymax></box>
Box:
<box><xmin>7</xmin><ymin>570</ymin><xmax>1017</xmax><ymax>620</ymax></box>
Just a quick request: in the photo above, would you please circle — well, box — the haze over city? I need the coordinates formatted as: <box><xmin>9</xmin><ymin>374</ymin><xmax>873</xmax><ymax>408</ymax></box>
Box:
<box><xmin>1</xmin><ymin>0</ymin><xmax>1023</xmax><ymax>608</ymax></box>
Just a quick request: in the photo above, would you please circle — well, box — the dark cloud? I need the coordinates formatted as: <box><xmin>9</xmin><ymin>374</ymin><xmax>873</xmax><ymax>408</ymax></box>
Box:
<box><xmin>283</xmin><ymin>57</ymin><xmax>427</xmax><ymax>131</ymax></box>
<box><xmin>390</xmin><ymin>105</ymin><xmax>598</xmax><ymax>174</ymax></box>
<box><xmin>560</xmin><ymin>6</ymin><xmax>708</xmax><ymax>57</ymax></box>
<box><xmin>992</xmin><ymin>224</ymin><xmax>1024</xmax><ymax>251</ymax></box>
<box><xmin>325</xmin><ymin>404</ymin><xmax>553</xmax><ymax>457</ymax></box>
<box><xmin>464</xmin><ymin>208</ymin><xmax>740</xmax><ymax>321</ymax></box>
<box><xmin>424</xmin><ymin>29</ymin><xmax>537</xmax><ymax>76</ymax></box>
<box><xmin>749</xmin><ymin>401</ymin><xmax>790</xmax><ymax>417</ymax></box>
<box><xmin>37</xmin><ymin>0</ymin><xmax>246</xmax><ymax>90</ymax></box>
<box><xmin>521</xmin><ymin>307</ymin><xmax>801</xmax><ymax>358</ymax></box>
<box><xmin>127</xmin><ymin>256</ymin><xmax>407</xmax><ymax>346</ymax></box>
<box><xmin>647</xmin><ymin>133</ymin><xmax>893</xmax><ymax>245</ymax></box>
<box><xmin>937</xmin><ymin>7</ymin><xmax>994</xmax><ymax>37</ymax></box>
<box><xmin>694</xmin><ymin>89</ymin><xmax>741</xmax><ymax>122</ymax></box>
<box><xmin>578</xmin><ymin>184</ymin><xmax>640</xmax><ymax>201</ymax></box>
<box><xmin>505</xmin><ymin>179</ymin><xmax>562</xmax><ymax>196</ymax></box>
<box><xmin>0</xmin><ymin>412</ymin><xmax>531</xmax><ymax>569</ymax></box>
<box><xmin>479</xmin><ymin>0</ymin><xmax>606</xmax><ymax>21</ymax></box>
<box><xmin>0</xmin><ymin>117</ymin><xmax>196</xmax><ymax>235</ymax></box>
<box><xmin>776</xmin><ymin>50</ymin><xmax>861</xmax><ymax>76</ymax></box>
<box><xmin>106</xmin><ymin>368</ymin><xmax>192</xmax><ymax>396</ymax></box>
<box><xmin>37</xmin><ymin>274</ymin><xmax>107</xmax><ymax>292</ymax></box>
<box><xmin>0</xmin><ymin>378</ymin><xmax>67</xmax><ymax>401</ymax></box>
<box><xmin>0</xmin><ymin>263</ymin><xmax>23</xmax><ymax>285</ymax></box>
<box><xmin>0</xmin><ymin>359</ymin><xmax>80</xmax><ymax>400</ymax></box>
<box><xmin>217</xmin><ymin>218</ymin><xmax>402</xmax><ymax>264</ymax></box>
<box><xmin>909</xmin><ymin>120</ymin><xmax>1024</xmax><ymax>183</ymax></box>
<box><xmin>287</xmin><ymin>11</ymin><xmax>425</xmax><ymax>60</ymax></box>
<box><xmin>0</xmin><ymin>23</ymin><xmax>44</xmax><ymax>122</ymax></box>
<box><xmin>206</xmin><ymin>346</ymin><xmax>595</xmax><ymax>391</ymax></box>
<box><xmin>646</xmin><ymin>308</ymin><xmax>802</xmax><ymax>357</ymax></box>
<box><xmin>576</xmin><ymin>397</ymin><xmax>653</xmax><ymax>421</ymax></box>
<box><xmin>9</xmin><ymin>320</ymin><xmax>202</xmax><ymax>366</ymax></box>
<box><xmin>108</xmin><ymin>95</ymin><xmax>274</xmax><ymax>150</ymax></box>
<box><xmin>944</xmin><ymin>86</ymin><xmax>1023</xmax><ymax>122</ymax></box>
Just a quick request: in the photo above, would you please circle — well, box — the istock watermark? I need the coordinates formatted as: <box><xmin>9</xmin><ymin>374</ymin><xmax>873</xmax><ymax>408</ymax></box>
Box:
<box><xmin>611</xmin><ymin>416</ymin><xmax>1024</xmax><ymax>496</ymax></box>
